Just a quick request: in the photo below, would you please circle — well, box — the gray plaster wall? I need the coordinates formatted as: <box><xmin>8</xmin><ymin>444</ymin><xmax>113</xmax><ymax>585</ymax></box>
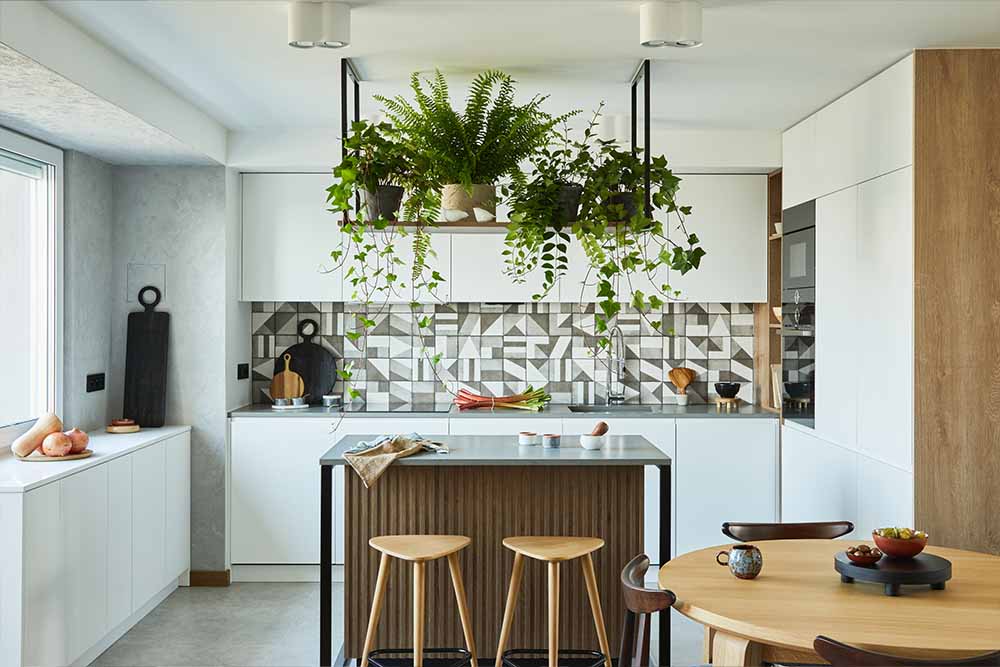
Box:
<box><xmin>63</xmin><ymin>150</ymin><xmax>113</xmax><ymax>431</ymax></box>
<box><xmin>110</xmin><ymin>166</ymin><xmax>228</xmax><ymax>571</ymax></box>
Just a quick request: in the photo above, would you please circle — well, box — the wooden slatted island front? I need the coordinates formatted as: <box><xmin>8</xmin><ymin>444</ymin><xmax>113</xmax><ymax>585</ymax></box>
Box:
<box><xmin>319</xmin><ymin>434</ymin><xmax>671</xmax><ymax>667</ymax></box>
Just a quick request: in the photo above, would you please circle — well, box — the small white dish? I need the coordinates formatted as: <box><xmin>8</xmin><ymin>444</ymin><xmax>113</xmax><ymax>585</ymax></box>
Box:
<box><xmin>518</xmin><ymin>431</ymin><xmax>541</xmax><ymax>447</ymax></box>
<box><xmin>676</xmin><ymin>394</ymin><xmax>689</xmax><ymax>406</ymax></box>
<box><xmin>579</xmin><ymin>434</ymin><xmax>605</xmax><ymax>450</ymax></box>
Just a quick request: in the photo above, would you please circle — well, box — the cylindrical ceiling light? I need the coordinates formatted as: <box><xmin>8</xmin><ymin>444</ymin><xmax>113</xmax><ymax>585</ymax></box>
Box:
<box><xmin>640</xmin><ymin>0</ymin><xmax>703</xmax><ymax>48</ymax></box>
<box><xmin>319</xmin><ymin>2</ymin><xmax>351</xmax><ymax>49</ymax></box>
<box><xmin>288</xmin><ymin>1</ymin><xmax>322</xmax><ymax>48</ymax></box>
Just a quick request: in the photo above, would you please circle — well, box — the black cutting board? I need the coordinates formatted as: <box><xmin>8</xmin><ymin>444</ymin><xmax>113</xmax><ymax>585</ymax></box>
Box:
<box><xmin>273</xmin><ymin>318</ymin><xmax>337</xmax><ymax>405</ymax></box>
<box><xmin>123</xmin><ymin>286</ymin><xmax>169</xmax><ymax>427</ymax></box>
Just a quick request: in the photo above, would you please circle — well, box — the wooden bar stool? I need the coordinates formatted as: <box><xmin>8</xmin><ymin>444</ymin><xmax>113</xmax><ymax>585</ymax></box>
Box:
<box><xmin>361</xmin><ymin>535</ymin><xmax>477</xmax><ymax>667</ymax></box>
<box><xmin>495</xmin><ymin>536</ymin><xmax>612</xmax><ymax>667</ymax></box>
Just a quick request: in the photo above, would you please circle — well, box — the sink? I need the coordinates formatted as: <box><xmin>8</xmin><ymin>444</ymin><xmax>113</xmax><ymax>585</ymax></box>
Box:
<box><xmin>568</xmin><ymin>405</ymin><xmax>655</xmax><ymax>414</ymax></box>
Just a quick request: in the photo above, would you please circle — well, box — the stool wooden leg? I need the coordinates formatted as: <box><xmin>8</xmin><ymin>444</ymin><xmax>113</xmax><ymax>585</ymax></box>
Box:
<box><xmin>495</xmin><ymin>553</ymin><xmax>525</xmax><ymax>667</ymax></box>
<box><xmin>548</xmin><ymin>561</ymin><xmax>560</xmax><ymax>667</ymax></box>
<box><xmin>447</xmin><ymin>552</ymin><xmax>478</xmax><ymax>665</ymax></box>
<box><xmin>580</xmin><ymin>554</ymin><xmax>612</xmax><ymax>667</ymax></box>
<box><xmin>414</xmin><ymin>561</ymin><xmax>427</xmax><ymax>667</ymax></box>
<box><xmin>361</xmin><ymin>553</ymin><xmax>392</xmax><ymax>667</ymax></box>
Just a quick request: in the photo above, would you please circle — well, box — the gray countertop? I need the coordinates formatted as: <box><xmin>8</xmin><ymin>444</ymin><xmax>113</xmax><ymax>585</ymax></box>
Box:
<box><xmin>320</xmin><ymin>434</ymin><xmax>671</xmax><ymax>466</ymax></box>
<box><xmin>230</xmin><ymin>402</ymin><xmax>777</xmax><ymax>419</ymax></box>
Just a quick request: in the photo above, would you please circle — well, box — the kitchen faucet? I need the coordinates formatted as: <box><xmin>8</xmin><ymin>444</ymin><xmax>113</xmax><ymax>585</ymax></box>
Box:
<box><xmin>606</xmin><ymin>325</ymin><xmax>626</xmax><ymax>405</ymax></box>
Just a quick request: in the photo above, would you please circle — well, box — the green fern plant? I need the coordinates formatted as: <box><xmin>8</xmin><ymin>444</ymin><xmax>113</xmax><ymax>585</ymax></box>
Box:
<box><xmin>376</xmin><ymin>70</ymin><xmax>577</xmax><ymax>189</ymax></box>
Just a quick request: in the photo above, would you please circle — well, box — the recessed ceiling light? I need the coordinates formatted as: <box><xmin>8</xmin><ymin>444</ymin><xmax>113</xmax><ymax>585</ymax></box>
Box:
<box><xmin>319</xmin><ymin>2</ymin><xmax>351</xmax><ymax>49</ymax></box>
<box><xmin>288</xmin><ymin>1</ymin><xmax>322</xmax><ymax>48</ymax></box>
<box><xmin>640</xmin><ymin>1</ymin><xmax>703</xmax><ymax>49</ymax></box>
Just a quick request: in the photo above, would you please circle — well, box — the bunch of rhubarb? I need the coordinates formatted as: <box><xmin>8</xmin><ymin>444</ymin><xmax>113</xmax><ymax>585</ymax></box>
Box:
<box><xmin>454</xmin><ymin>386</ymin><xmax>552</xmax><ymax>412</ymax></box>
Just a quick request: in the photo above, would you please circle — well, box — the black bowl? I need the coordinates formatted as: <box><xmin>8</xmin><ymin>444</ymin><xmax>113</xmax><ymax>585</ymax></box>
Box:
<box><xmin>714</xmin><ymin>382</ymin><xmax>741</xmax><ymax>399</ymax></box>
<box><xmin>784</xmin><ymin>381</ymin><xmax>814</xmax><ymax>399</ymax></box>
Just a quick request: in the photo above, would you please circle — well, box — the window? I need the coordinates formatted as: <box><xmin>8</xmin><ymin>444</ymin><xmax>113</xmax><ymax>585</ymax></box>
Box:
<box><xmin>0</xmin><ymin>127</ymin><xmax>62</xmax><ymax>428</ymax></box>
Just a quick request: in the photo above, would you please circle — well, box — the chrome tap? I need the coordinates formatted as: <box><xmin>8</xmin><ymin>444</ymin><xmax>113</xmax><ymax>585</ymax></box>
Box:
<box><xmin>606</xmin><ymin>325</ymin><xmax>626</xmax><ymax>405</ymax></box>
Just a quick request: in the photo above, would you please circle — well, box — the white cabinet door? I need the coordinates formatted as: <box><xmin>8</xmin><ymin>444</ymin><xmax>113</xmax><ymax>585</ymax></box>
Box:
<box><xmin>815</xmin><ymin>91</ymin><xmax>863</xmax><ymax>198</ymax></box>
<box><xmin>782</xmin><ymin>115</ymin><xmax>818</xmax><ymax>209</ymax></box>
<box><xmin>562</xmin><ymin>418</ymin><xmax>676</xmax><ymax>563</ymax></box>
<box><xmin>62</xmin><ymin>465</ymin><xmax>109</xmax><ymax>662</ymax></box>
<box><xmin>667</xmin><ymin>175</ymin><xmax>768</xmax><ymax>303</ymax></box>
<box><xmin>451</xmin><ymin>233</ymin><xmax>557</xmax><ymax>303</ymax></box>
<box><xmin>132</xmin><ymin>443</ymin><xmax>166</xmax><ymax>610</ymax></box>
<box><xmin>241</xmin><ymin>173</ymin><xmax>343</xmax><ymax>302</ymax></box>
<box><xmin>451</xmin><ymin>417</ymin><xmax>563</xmax><ymax>436</ymax></box>
<box><xmin>164</xmin><ymin>432</ymin><xmax>191</xmax><ymax>581</ymax></box>
<box><xmin>345</xmin><ymin>231</ymin><xmax>451</xmax><ymax>303</ymax></box>
<box><xmin>855</xmin><ymin>55</ymin><xmax>914</xmax><ymax>182</ymax></box>
<box><xmin>815</xmin><ymin>187</ymin><xmax>858</xmax><ymax>450</ymax></box>
<box><xmin>856</xmin><ymin>168</ymin><xmax>913</xmax><ymax>471</ymax></box>
<box><xmin>559</xmin><ymin>239</ymin><xmax>665</xmax><ymax>304</ymax></box>
<box><xmin>675</xmin><ymin>419</ymin><xmax>778</xmax><ymax>556</ymax></box>
<box><xmin>858</xmin><ymin>454</ymin><xmax>914</xmax><ymax>531</ymax></box>
<box><xmin>781</xmin><ymin>425</ymin><xmax>858</xmax><ymax>530</ymax></box>
<box><xmin>107</xmin><ymin>455</ymin><xmax>133</xmax><ymax>630</ymax></box>
<box><xmin>23</xmin><ymin>482</ymin><xmax>68</xmax><ymax>667</ymax></box>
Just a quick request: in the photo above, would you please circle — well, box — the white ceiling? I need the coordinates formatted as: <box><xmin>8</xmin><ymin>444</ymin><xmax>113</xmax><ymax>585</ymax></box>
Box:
<box><xmin>41</xmin><ymin>0</ymin><xmax>1000</xmax><ymax>134</ymax></box>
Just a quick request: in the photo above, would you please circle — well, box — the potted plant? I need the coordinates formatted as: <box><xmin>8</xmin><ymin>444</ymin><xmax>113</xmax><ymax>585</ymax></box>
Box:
<box><xmin>377</xmin><ymin>70</ymin><xmax>574</xmax><ymax>223</ymax></box>
<box><xmin>328</xmin><ymin>119</ymin><xmax>412</xmax><ymax>222</ymax></box>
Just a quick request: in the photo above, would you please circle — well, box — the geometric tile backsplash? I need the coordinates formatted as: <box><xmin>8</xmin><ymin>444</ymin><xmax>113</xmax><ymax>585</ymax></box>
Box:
<box><xmin>251</xmin><ymin>301</ymin><xmax>756</xmax><ymax>408</ymax></box>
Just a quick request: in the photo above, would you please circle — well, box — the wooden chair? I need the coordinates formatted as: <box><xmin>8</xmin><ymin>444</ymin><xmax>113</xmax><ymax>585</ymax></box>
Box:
<box><xmin>361</xmin><ymin>535</ymin><xmax>477</xmax><ymax>667</ymax></box>
<box><xmin>721</xmin><ymin>520</ymin><xmax>854</xmax><ymax>542</ymax></box>
<box><xmin>495</xmin><ymin>536</ymin><xmax>613</xmax><ymax>667</ymax></box>
<box><xmin>619</xmin><ymin>554</ymin><xmax>676</xmax><ymax>667</ymax></box>
<box><xmin>814</xmin><ymin>636</ymin><xmax>1000</xmax><ymax>666</ymax></box>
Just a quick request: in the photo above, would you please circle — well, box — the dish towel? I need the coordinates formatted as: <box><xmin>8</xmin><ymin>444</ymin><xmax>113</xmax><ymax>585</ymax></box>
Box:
<box><xmin>343</xmin><ymin>433</ymin><xmax>448</xmax><ymax>488</ymax></box>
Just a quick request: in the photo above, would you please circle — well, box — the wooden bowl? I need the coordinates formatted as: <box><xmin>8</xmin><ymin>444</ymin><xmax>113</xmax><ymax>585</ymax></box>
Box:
<box><xmin>872</xmin><ymin>532</ymin><xmax>927</xmax><ymax>559</ymax></box>
<box><xmin>846</xmin><ymin>550</ymin><xmax>882</xmax><ymax>566</ymax></box>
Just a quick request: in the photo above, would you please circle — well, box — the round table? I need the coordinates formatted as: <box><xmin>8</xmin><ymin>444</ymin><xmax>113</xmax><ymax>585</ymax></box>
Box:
<box><xmin>658</xmin><ymin>539</ymin><xmax>1000</xmax><ymax>665</ymax></box>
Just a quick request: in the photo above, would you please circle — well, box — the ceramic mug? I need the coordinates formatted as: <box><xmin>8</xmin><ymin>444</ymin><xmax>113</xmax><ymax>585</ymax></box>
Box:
<box><xmin>716</xmin><ymin>543</ymin><xmax>763</xmax><ymax>580</ymax></box>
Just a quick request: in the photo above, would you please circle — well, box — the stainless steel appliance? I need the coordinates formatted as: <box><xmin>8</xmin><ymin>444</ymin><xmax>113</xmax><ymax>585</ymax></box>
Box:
<box><xmin>781</xmin><ymin>200</ymin><xmax>815</xmax><ymax>427</ymax></box>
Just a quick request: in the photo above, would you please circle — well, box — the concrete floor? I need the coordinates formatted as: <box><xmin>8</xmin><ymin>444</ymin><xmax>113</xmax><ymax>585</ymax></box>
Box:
<box><xmin>93</xmin><ymin>583</ymin><xmax>704</xmax><ymax>667</ymax></box>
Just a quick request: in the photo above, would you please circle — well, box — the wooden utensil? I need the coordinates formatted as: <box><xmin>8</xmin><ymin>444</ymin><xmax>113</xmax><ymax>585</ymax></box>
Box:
<box><xmin>668</xmin><ymin>367</ymin><xmax>696</xmax><ymax>395</ymax></box>
<box><xmin>16</xmin><ymin>449</ymin><xmax>94</xmax><ymax>462</ymax></box>
<box><xmin>271</xmin><ymin>353</ymin><xmax>305</xmax><ymax>400</ymax></box>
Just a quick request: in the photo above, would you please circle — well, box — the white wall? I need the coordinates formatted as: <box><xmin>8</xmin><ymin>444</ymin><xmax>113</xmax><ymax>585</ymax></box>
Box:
<box><xmin>63</xmin><ymin>151</ymin><xmax>113</xmax><ymax>431</ymax></box>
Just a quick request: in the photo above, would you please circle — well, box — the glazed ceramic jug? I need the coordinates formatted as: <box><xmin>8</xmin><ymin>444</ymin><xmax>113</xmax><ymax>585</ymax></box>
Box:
<box><xmin>717</xmin><ymin>543</ymin><xmax>763</xmax><ymax>579</ymax></box>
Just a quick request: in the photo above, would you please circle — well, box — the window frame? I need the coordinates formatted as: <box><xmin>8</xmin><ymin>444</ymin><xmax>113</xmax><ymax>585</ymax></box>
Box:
<box><xmin>0</xmin><ymin>126</ymin><xmax>64</xmax><ymax>429</ymax></box>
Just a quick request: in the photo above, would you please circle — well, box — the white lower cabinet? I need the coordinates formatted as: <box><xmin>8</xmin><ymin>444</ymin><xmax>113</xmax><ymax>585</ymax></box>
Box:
<box><xmin>62</xmin><ymin>465</ymin><xmax>109</xmax><ymax>661</ymax></box>
<box><xmin>107</xmin><ymin>456</ymin><xmax>133</xmax><ymax>630</ymax></box>
<box><xmin>675</xmin><ymin>419</ymin><xmax>778</xmax><ymax>556</ymax></box>
<box><xmin>164</xmin><ymin>431</ymin><xmax>191</xmax><ymax>583</ymax></box>
<box><xmin>22</xmin><ymin>482</ymin><xmax>67</xmax><ymax>667</ymax></box>
<box><xmin>451</xmin><ymin>417</ymin><xmax>563</xmax><ymax>436</ymax></box>
<box><xmin>781</xmin><ymin>425</ymin><xmax>858</xmax><ymax>530</ymax></box>
<box><xmin>132</xmin><ymin>443</ymin><xmax>166</xmax><ymax>609</ymax></box>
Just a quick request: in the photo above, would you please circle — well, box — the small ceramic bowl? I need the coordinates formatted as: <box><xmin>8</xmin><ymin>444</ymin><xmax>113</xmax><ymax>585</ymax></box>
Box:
<box><xmin>291</xmin><ymin>396</ymin><xmax>307</xmax><ymax>406</ymax></box>
<box><xmin>715</xmin><ymin>382</ymin><xmax>741</xmax><ymax>399</ymax></box>
<box><xmin>846</xmin><ymin>549</ymin><xmax>883</xmax><ymax>566</ymax></box>
<box><xmin>273</xmin><ymin>398</ymin><xmax>290</xmax><ymax>406</ymax></box>
<box><xmin>518</xmin><ymin>431</ymin><xmax>541</xmax><ymax>447</ymax></box>
<box><xmin>579</xmin><ymin>434</ymin><xmax>605</xmax><ymax>450</ymax></box>
<box><xmin>542</xmin><ymin>434</ymin><xmax>561</xmax><ymax>449</ymax></box>
<box><xmin>322</xmin><ymin>395</ymin><xmax>341</xmax><ymax>408</ymax></box>
<box><xmin>873</xmin><ymin>532</ymin><xmax>928</xmax><ymax>559</ymax></box>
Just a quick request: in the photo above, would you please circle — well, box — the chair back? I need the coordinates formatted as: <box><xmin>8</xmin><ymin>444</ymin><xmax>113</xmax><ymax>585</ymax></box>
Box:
<box><xmin>814</xmin><ymin>636</ymin><xmax>1000</xmax><ymax>667</ymax></box>
<box><xmin>619</xmin><ymin>554</ymin><xmax>675</xmax><ymax>667</ymax></box>
<box><xmin>722</xmin><ymin>520</ymin><xmax>854</xmax><ymax>542</ymax></box>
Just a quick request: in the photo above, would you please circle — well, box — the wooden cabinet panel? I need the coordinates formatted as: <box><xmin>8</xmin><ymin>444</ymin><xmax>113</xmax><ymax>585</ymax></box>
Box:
<box><xmin>131</xmin><ymin>443</ymin><xmax>166</xmax><ymax>610</ymax></box>
<box><xmin>451</xmin><ymin>233</ymin><xmax>557</xmax><ymax>302</ymax></box>
<box><xmin>856</xmin><ymin>168</ymin><xmax>913</xmax><ymax>471</ymax></box>
<box><xmin>164</xmin><ymin>432</ymin><xmax>191</xmax><ymax>581</ymax></box>
<box><xmin>62</xmin><ymin>465</ymin><xmax>109</xmax><ymax>662</ymax></box>
<box><xmin>107</xmin><ymin>455</ymin><xmax>133</xmax><ymax>630</ymax></box>
<box><xmin>241</xmin><ymin>173</ymin><xmax>343</xmax><ymax>302</ymax></box>
<box><xmin>781</xmin><ymin>425</ymin><xmax>858</xmax><ymax>531</ymax></box>
<box><xmin>815</xmin><ymin>186</ymin><xmax>858</xmax><ymax>450</ymax></box>
<box><xmin>676</xmin><ymin>419</ymin><xmax>777</xmax><ymax>555</ymax></box>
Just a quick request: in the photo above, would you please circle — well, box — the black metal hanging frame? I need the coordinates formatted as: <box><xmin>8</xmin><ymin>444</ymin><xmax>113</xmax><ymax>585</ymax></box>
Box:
<box><xmin>630</xmin><ymin>59</ymin><xmax>652</xmax><ymax>218</ymax></box>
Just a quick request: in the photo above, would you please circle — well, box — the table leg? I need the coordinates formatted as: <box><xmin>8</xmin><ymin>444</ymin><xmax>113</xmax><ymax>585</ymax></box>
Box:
<box><xmin>885</xmin><ymin>583</ymin><xmax>901</xmax><ymax>596</ymax></box>
<box><xmin>658</xmin><ymin>464</ymin><xmax>671</xmax><ymax>667</ymax></box>
<box><xmin>703</xmin><ymin>627</ymin><xmax>715</xmax><ymax>664</ymax></box>
<box><xmin>321</xmin><ymin>465</ymin><xmax>333</xmax><ymax>666</ymax></box>
<box><xmin>712</xmin><ymin>630</ymin><xmax>763</xmax><ymax>667</ymax></box>
<box><xmin>841</xmin><ymin>574</ymin><xmax>854</xmax><ymax>583</ymax></box>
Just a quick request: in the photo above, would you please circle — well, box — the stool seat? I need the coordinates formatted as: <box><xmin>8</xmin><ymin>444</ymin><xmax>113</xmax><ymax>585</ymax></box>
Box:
<box><xmin>503</xmin><ymin>536</ymin><xmax>604</xmax><ymax>562</ymax></box>
<box><xmin>369</xmin><ymin>535</ymin><xmax>471</xmax><ymax>562</ymax></box>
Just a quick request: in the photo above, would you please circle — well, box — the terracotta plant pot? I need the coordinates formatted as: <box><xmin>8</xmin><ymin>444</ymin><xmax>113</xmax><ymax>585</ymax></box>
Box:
<box><xmin>441</xmin><ymin>184</ymin><xmax>497</xmax><ymax>223</ymax></box>
<box><xmin>361</xmin><ymin>185</ymin><xmax>404</xmax><ymax>221</ymax></box>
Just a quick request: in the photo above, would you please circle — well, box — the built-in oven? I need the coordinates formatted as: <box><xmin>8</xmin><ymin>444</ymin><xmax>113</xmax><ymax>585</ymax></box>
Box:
<box><xmin>781</xmin><ymin>200</ymin><xmax>815</xmax><ymax>428</ymax></box>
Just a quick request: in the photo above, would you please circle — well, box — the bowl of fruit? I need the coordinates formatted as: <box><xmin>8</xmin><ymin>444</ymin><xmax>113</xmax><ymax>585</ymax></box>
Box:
<box><xmin>872</xmin><ymin>527</ymin><xmax>928</xmax><ymax>559</ymax></box>
<box><xmin>845</xmin><ymin>543</ymin><xmax>883</xmax><ymax>566</ymax></box>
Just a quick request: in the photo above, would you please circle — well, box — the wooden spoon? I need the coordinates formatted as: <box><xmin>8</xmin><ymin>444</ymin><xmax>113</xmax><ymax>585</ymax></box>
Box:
<box><xmin>668</xmin><ymin>367</ymin><xmax>696</xmax><ymax>395</ymax></box>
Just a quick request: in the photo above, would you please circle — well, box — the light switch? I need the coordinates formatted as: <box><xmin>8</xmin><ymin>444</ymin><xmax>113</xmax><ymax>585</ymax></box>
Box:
<box><xmin>126</xmin><ymin>263</ymin><xmax>166</xmax><ymax>303</ymax></box>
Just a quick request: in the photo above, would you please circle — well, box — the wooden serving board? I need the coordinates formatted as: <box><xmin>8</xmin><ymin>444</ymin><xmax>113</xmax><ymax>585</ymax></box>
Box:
<box><xmin>106</xmin><ymin>424</ymin><xmax>141</xmax><ymax>434</ymax></box>
<box><xmin>123</xmin><ymin>286</ymin><xmax>169</xmax><ymax>427</ymax></box>
<box><xmin>270</xmin><ymin>353</ymin><xmax>305</xmax><ymax>400</ymax></box>
<box><xmin>16</xmin><ymin>449</ymin><xmax>94</xmax><ymax>462</ymax></box>
<box><xmin>834</xmin><ymin>550</ymin><xmax>952</xmax><ymax>596</ymax></box>
<box><xmin>273</xmin><ymin>319</ymin><xmax>337</xmax><ymax>405</ymax></box>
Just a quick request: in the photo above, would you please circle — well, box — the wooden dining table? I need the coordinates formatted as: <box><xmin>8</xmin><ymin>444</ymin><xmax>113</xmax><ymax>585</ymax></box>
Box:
<box><xmin>658</xmin><ymin>539</ymin><xmax>1000</xmax><ymax>665</ymax></box>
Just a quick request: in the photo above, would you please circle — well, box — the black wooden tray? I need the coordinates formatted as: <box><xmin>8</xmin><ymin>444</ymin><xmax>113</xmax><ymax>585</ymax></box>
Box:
<box><xmin>834</xmin><ymin>550</ymin><xmax>951</xmax><ymax>596</ymax></box>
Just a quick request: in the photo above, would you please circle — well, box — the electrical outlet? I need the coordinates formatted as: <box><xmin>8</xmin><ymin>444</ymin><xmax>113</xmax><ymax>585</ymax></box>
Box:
<box><xmin>86</xmin><ymin>373</ymin><xmax>105</xmax><ymax>393</ymax></box>
<box><xmin>237</xmin><ymin>363</ymin><xmax>249</xmax><ymax>380</ymax></box>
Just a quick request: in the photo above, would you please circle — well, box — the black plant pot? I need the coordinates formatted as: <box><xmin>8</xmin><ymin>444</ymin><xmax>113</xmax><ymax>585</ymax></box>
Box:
<box><xmin>361</xmin><ymin>185</ymin><xmax>404</xmax><ymax>221</ymax></box>
<box><xmin>553</xmin><ymin>183</ymin><xmax>583</xmax><ymax>225</ymax></box>
<box><xmin>604</xmin><ymin>191</ymin><xmax>639</xmax><ymax>221</ymax></box>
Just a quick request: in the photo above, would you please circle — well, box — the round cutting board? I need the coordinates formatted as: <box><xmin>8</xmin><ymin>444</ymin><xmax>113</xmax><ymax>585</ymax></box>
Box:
<box><xmin>16</xmin><ymin>449</ymin><xmax>94</xmax><ymax>462</ymax></box>
<box><xmin>273</xmin><ymin>318</ymin><xmax>337</xmax><ymax>405</ymax></box>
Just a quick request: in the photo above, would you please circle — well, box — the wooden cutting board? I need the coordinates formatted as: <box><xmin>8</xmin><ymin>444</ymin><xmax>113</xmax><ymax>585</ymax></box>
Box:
<box><xmin>123</xmin><ymin>286</ymin><xmax>169</xmax><ymax>427</ymax></box>
<box><xmin>270</xmin><ymin>353</ymin><xmax>305</xmax><ymax>400</ymax></box>
<box><xmin>272</xmin><ymin>319</ymin><xmax>337</xmax><ymax>405</ymax></box>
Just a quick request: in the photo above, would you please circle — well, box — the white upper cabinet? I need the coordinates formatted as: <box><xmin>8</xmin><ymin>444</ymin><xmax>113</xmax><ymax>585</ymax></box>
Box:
<box><xmin>856</xmin><ymin>167</ymin><xmax>913</xmax><ymax>471</ymax></box>
<box><xmin>344</xmin><ymin>230</ymin><xmax>452</xmax><ymax>304</ymax></box>
<box><xmin>815</xmin><ymin>186</ymin><xmax>858</xmax><ymax>450</ymax></box>
<box><xmin>782</xmin><ymin>114</ymin><xmax>818</xmax><ymax>209</ymax></box>
<box><xmin>559</xmin><ymin>239</ymin><xmax>664</xmax><ymax>303</ymax></box>
<box><xmin>242</xmin><ymin>173</ymin><xmax>343</xmax><ymax>302</ymax></box>
<box><xmin>451</xmin><ymin>233</ymin><xmax>557</xmax><ymax>302</ymax></box>
<box><xmin>668</xmin><ymin>174</ymin><xmax>768</xmax><ymax>303</ymax></box>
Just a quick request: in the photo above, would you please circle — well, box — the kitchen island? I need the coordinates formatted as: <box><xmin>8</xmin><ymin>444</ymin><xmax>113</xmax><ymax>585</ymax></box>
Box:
<box><xmin>319</xmin><ymin>434</ymin><xmax>671</xmax><ymax>667</ymax></box>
